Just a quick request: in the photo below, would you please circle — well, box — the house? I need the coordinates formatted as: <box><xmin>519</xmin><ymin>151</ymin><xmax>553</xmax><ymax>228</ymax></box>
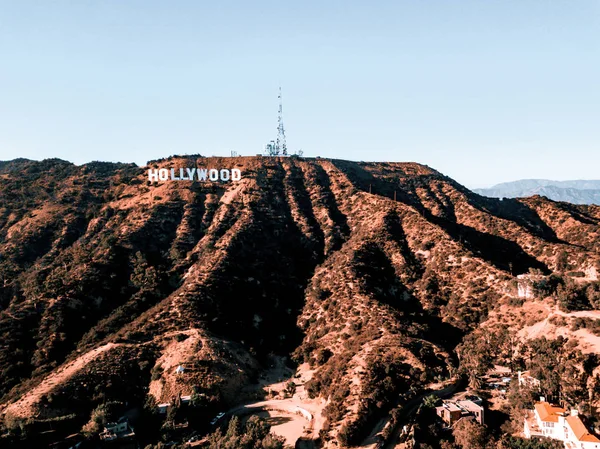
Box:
<box><xmin>436</xmin><ymin>402</ymin><xmax>462</xmax><ymax>426</ymax></box>
<box><xmin>493</xmin><ymin>365</ymin><xmax>512</xmax><ymax>375</ymax></box>
<box><xmin>524</xmin><ymin>401</ymin><xmax>566</xmax><ymax>440</ymax></box>
<box><xmin>518</xmin><ymin>370</ymin><xmax>541</xmax><ymax>389</ymax></box>
<box><xmin>99</xmin><ymin>417</ymin><xmax>135</xmax><ymax>442</ymax></box>
<box><xmin>157</xmin><ymin>403</ymin><xmax>170</xmax><ymax>414</ymax></box>
<box><xmin>175</xmin><ymin>365</ymin><xmax>185</xmax><ymax>375</ymax></box>
<box><xmin>436</xmin><ymin>398</ymin><xmax>485</xmax><ymax>426</ymax></box>
<box><xmin>523</xmin><ymin>398</ymin><xmax>600</xmax><ymax>448</ymax></box>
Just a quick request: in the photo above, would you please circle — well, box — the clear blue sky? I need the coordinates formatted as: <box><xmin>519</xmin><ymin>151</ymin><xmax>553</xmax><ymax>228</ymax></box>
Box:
<box><xmin>0</xmin><ymin>1</ymin><xmax>598</xmax><ymax>187</ymax></box>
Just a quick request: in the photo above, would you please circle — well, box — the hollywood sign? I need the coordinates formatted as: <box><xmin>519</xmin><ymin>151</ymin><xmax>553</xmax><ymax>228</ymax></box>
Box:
<box><xmin>148</xmin><ymin>168</ymin><xmax>242</xmax><ymax>182</ymax></box>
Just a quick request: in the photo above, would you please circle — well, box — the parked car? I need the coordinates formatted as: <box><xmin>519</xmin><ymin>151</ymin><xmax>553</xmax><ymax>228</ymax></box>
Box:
<box><xmin>210</xmin><ymin>412</ymin><xmax>226</xmax><ymax>425</ymax></box>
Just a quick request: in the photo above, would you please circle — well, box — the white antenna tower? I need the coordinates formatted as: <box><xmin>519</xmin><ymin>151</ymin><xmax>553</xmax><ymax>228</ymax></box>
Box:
<box><xmin>277</xmin><ymin>87</ymin><xmax>287</xmax><ymax>156</ymax></box>
<box><xmin>265</xmin><ymin>87</ymin><xmax>288</xmax><ymax>156</ymax></box>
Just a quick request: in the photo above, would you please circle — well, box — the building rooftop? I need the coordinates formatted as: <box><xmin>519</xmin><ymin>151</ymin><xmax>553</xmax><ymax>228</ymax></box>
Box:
<box><xmin>457</xmin><ymin>400</ymin><xmax>484</xmax><ymax>414</ymax></box>
<box><xmin>441</xmin><ymin>403</ymin><xmax>461</xmax><ymax>412</ymax></box>
<box><xmin>566</xmin><ymin>415</ymin><xmax>600</xmax><ymax>443</ymax></box>
<box><xmin>535</xmin><ymin>402</ymin><xmax>566</xmax><ymax>423</ymax></box>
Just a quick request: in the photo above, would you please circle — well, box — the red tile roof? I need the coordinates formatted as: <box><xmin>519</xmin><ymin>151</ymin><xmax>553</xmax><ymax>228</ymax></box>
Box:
<box><xmin>534</xmin><ymin>402</ymin><xmax>565</xmax><ymax>423</ymax></box>
<box><xmin>566</xmin><ymin>415</ymin><xmax>600</xmax><ymax>443</ymax></box>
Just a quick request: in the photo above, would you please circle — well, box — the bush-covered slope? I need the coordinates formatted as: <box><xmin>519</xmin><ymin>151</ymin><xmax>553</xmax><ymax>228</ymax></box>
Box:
<box><xmin>0</xmin><ymin>156</ymin><xmax>598</xmax><ymax>447</ymax></box>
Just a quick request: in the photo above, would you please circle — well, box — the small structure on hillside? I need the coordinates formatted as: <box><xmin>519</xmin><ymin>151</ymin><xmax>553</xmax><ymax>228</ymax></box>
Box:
<box><xmin>99</xmin><ymin>417</ymin><xmax>135</xmax><ymax>442</ymax></box>
<box><xmin>175</xmin><ymin>365</ymin><xmax>185</xmax><ymax>375</ymax></box>
<box><xmin>516</xmin><ymin>274</ymin><xmax>535</xmax><ymax>299</ymax></box>
<box><xmin>436</xmin><ymin>397</ymin><xmax>485</xmax><ymax>426</ymax></box>
<box><xmin>518</xmin><ymin>370</ymin><xmax>541</xmax><ymax>389</ymax></box>
<box><xmin>493</xmin><ymin>365</ymin><xmax>512</xmax><ymax>375</ymax></box>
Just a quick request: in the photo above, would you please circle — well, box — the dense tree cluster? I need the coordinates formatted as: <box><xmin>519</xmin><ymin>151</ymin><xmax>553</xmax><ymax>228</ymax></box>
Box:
<box><xmin>532</xmin><ymin>274</ymin><xmax>600</xmax><ymax>312</ymax></box>
<box><xmin>205</xmin><ymin>416</ymin><xmax>285</xmax><ymax>449</ymax></box>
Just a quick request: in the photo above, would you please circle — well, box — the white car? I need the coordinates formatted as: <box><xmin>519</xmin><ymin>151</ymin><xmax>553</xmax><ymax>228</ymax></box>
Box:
<box><xmin>210</xmin><ymin>412</ymin><xmax>226</xmax><ymax>425</ymax></box>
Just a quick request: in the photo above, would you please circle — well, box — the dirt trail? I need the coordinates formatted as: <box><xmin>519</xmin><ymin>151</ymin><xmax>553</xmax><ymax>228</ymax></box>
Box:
<box><xmin>224</xmin><ymin>361</ymin><xmax>325</xmax><ymax>447</ymax></box>
<box><xmin>554</xmin><ymin>308</ymin><xmax>600</xmax><ymax>320</ymax></box>
<box><xmin>1</xmin><ymin>328</ymin><xmax>208</xmax><ymax>420</ymax></box>
<box><xmin>1</xmin><ymin>343</ymin><xmax>119</xmax><ymax>419</ymax></box>
<box><xmin>228</xmin><ymin>397</ymin><xmax>324</xmax><ymax>443</ymax></box>
<box><xmin>518</xmin><ymin>305</ymin><xmax>600</xmax><ymax>354</ymax></box>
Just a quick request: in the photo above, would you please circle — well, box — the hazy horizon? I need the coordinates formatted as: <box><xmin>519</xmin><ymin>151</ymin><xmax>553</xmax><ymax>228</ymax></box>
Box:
<box><xmin>1</xmin><ymin>1</ymin><xmax>598</xmax><ymax>188</ymax></box>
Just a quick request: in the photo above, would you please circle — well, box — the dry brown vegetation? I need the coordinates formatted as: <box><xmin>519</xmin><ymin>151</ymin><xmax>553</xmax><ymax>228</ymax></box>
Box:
<box><xmin>0</xmin><ymin>156</ymin><xmax>599</xmax><ymax>447</ymax></box>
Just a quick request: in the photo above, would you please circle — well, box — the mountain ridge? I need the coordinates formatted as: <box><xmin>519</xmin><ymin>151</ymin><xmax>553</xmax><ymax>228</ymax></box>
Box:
<box><xmin>0</xmin><ymin>156</ymin><xmax>599</xmax><ymax>447</ymax></box>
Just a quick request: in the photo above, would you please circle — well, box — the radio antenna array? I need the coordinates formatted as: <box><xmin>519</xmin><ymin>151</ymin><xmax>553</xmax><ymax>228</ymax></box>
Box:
<box><xmin>265</xmin><ymin>87</ymin><xmax>288</xmax><ymax>156</ymax></box>
<box><xmin>277</xmin><ymin>87</ymin><xmax>287</xmax><ymax>156</ymax></box>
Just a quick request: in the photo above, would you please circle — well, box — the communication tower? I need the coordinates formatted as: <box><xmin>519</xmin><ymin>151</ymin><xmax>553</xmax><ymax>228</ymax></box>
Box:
<box><xmin>265</xmin><ymin>87</ymin><xmax>288</xmax><ymax>156</ymax></box>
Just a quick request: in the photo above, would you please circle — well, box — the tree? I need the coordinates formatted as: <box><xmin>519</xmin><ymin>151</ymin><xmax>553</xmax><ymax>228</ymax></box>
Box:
<box><xmin>163</xmin><ymin>404</ymin><xmax>179</xmax><ymax>429</ymax></box>
<box><xmin>423</xmin><ymin>394</ymin><xmax>441</xmax><ymax>408</ymax></box>
<box><xmin>524</xmin><ymin>337</ymin><xmax>565</xmax><ymax>400</ymax></box>
<box><xmin>206</xmin><ymin>415</ymin><xmax>284</xmax><ymax>449</ymax></box>
<box><xmin>555</xmin><ymin>251</ymin><xmax>569</xmax><ymax>272</ymax></box>
<box><xmin>82</xmin><ymin>401</ymin><xmax>124</xmax><ymax>435</ymax></box>
<box><xmin>496</xmin><ymin>435</ymin><xmax>563</xmax><ymax>449</ymax></box>
<box><xmin>441</xmin><ymin>441</ymin><xmax>458</xmax><ymax>449</ymax></box>
<box><xmin>452</xmin><ymin>419</ymin><xmax>487</xmax><ymax>449</ymax></box>
<box><xmin>285</xmin><ymin>381</ymin><xmax>297</xmax><ymax>397</ymax></box>
<box><xmin>457</xmin><ymin>331</ymin><xmax>493</xmax><ymax>391</ymax></box>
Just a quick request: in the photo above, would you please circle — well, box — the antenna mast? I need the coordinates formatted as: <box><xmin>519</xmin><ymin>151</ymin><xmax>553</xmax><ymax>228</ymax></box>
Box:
<box><xmin>277</xmin><ymin>87</ymin><xmax>287</xmax><ymax>156</ymax></box>
<box><xmin>264</xmin><ymin>87</ymin><xmax>290</xmax><ymax>156</ymax></box>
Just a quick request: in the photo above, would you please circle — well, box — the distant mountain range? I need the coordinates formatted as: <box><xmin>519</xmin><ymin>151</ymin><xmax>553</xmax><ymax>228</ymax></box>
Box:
<box><xmin>475</xmin><ymin>179</ymin><xmax>600</xmax><ymax>205</ymax></box>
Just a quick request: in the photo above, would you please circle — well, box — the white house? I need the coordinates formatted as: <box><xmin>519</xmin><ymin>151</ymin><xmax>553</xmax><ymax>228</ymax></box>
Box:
<box><xmin>518</xmin><ymin>371</ymin><xmax>541</xmax><ymax>389</ymax></box>
<box><xmin>524</xmin><ymin>399</ymin><xmax>600</xmax><ymax>448</ymax></box>
<box><xmin>99</xmin><ymin>418</ymin><xmax>135</xmax><ymax>441</ymax></box>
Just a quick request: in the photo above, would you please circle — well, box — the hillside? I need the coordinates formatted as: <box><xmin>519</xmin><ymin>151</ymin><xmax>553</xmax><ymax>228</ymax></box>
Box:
<box><xmin>475</xmin><ymin>179</ymin><xmax>600</xmax><ymax>205</ymax></box>
<box><xmin>0</xmin><ymin>156</ymin><xmax>599</xmax><ymax>448</ymax></box>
